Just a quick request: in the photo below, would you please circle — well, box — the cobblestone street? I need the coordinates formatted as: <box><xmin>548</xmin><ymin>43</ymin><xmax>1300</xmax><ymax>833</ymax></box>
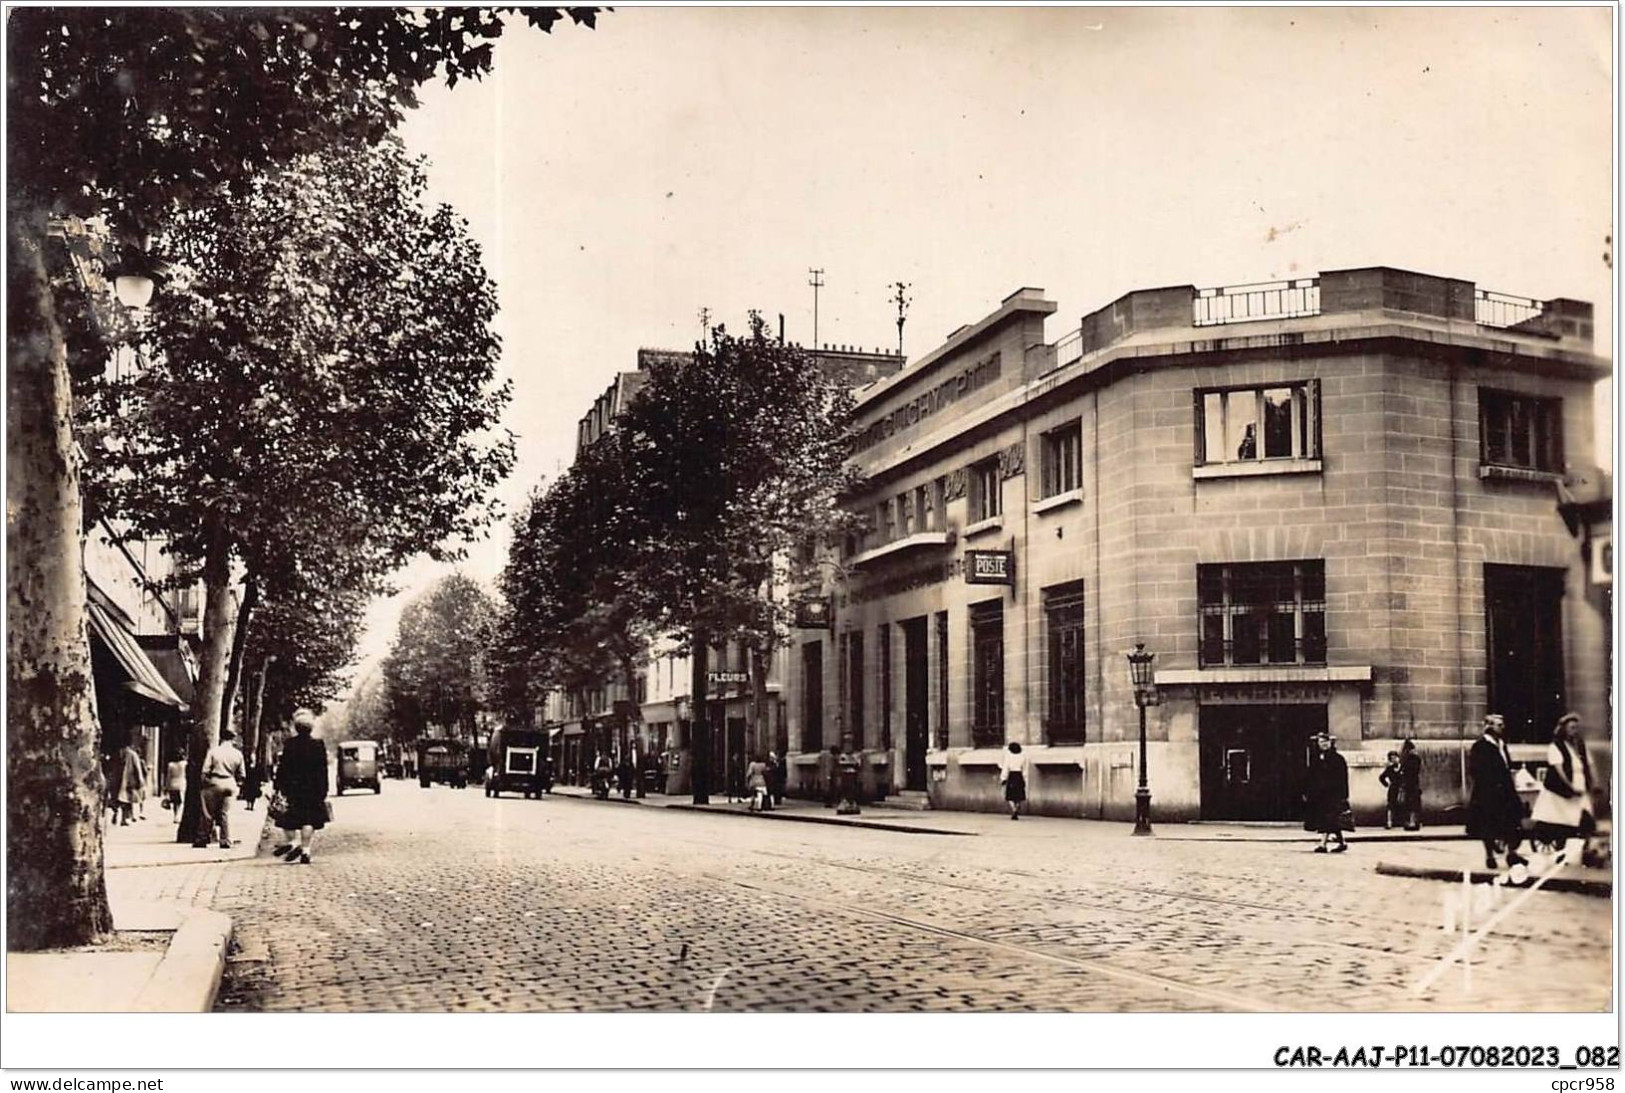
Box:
<box><xmin>211</xmin><ymin>784</ymin><xmax>1613</xmax><ymax>1013</ymax></box>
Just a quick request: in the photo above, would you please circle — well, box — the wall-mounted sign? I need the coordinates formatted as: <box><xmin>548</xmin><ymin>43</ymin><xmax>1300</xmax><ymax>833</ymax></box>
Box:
<box><xmin>965</xmin><ymin>549</ymin><xmax>1014</xmax><ymax>586</ymax></box>
<box><xmin>794</xmin><ymin>596</ymin><xmax>833</xmax><ymax>629</ymax></box>
<box><xmin>1592</xmin><ymin>532</ymin><xmax>1612</xmax><ymax>586</ymax></box>
<box><xmin>707</xmin><ymin>671</ymin><xmax>749</xmax><ymax>685</ymax></box>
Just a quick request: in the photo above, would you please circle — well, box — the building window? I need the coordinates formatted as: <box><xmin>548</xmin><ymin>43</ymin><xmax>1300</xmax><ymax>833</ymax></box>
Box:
<box><xmin>933</xmin><ymin>476</ymin><xmax>949</xmax><ymax>530</ymax></box>
<box><xmin>1480</xmin><ymin>389</ymin><xmax>1563</xmax><ymax>473</ymax></box>
<box><xmin>847</xmin><ymin>630</ymin><xmax>865</xmax><ymax>749</ymax></box>
<box><xmin>897</xmin><ymin>491</ymin><xmax>913</xmax><ymax>537</ymax></box>
<box><xmin>970</xmin><ymin>459</ymin><xmax>1002</xmax><ymax>522</ymax></box>
<box><xmin>1044</xmin><ymin>582</ymin><xmax>1086</xmax><ymax>744</ymax></box>
<box><xmin>879</xmin><ymin>500</ymin><xmax>896</xmax><ymax>544</ymax></box>
<box><xmin>912</xmin><ymin>484</ymin><xmax>930</xmax><ymax>533</ymax></box>
<box><xmin>1485</xmin><ymin>564</ymin><xmax>1565</xmax><ymax>743</ymax></box>
<box><xmin>801</xmin><ymin>641</ymin><xmax>823</xmax><ymax>752</ymax></box>
<box><xmin>934</xmin><ymin>610</ymin><xmax>949</xmax><ymax>750</ymax></box>
<box><xmin>1041</xmin><ymin>421</ymin><xmax>1082</xmax><ymax>498</ymax></box>
<box><xmin>1196</xmin><ymin>382</ymin><xmax>1319</xmax><ymax>465</ymax></box>
<box><xmin>969</xmin><ymin>599</ymin><xmax>1004</xmax><ymax>746</ymax></box>
<box><xmin>1198</xmin><ymin>561</ymin><xmax>1327</xmax><ymax>667</ymax></box>
<box><xmin>878</xmin><ymin>624</ymin><xmax>892</xmax><ymax>751</ymax></box>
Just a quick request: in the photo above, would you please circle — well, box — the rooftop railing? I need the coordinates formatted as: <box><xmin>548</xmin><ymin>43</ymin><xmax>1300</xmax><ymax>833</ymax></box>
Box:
<box><xmin>1474</xmin><ymin>288</ymin><xmax>1545</xmax><ymax>330</ymax></box>
<box><xmin>1193</xmin><ymin>278</ymin><xmax>1321</xmax><ymax>327</ymax></box>
<box><xmin>1053</xmin><ymin>327</ymin><xmax>1084</xmax><ymax>368</ymax></box>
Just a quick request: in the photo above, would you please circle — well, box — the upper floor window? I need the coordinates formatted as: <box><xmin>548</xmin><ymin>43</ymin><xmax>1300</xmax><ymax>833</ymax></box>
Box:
<box><xmin>1480</xmin><ymin>389</ymin><xmax>1563</xmax><ymax>473</ymax></box>
<box><xmin>970</xmin><ymin>458</ymin><xmax>1002</xmax><ymax>523</ymax></box>
<box><xmin>1198</xmin><ymin>561</ymin><xmax>1326</xmax><ymax>667</ymax></box>
<box><xmin>1041</xmin><ymin>421</ymin><xmax>1082</xmax><ymax>498</ymax></box>
<box><xmin>1196</xmin><ymin>381</ymin><xmax>1319</xmax><ymax>465</ymax></box>
<box><xmin>896</xmin><ymin>490</ymin><xmax>914</xmax><ymax>537</ymax></box>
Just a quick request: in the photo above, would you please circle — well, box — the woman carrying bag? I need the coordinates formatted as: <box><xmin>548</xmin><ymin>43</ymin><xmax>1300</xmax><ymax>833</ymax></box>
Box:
<box><xmin>272</xmin><ymin>710</ymin><xmax>330</xmax><ymax>865</ymax></box>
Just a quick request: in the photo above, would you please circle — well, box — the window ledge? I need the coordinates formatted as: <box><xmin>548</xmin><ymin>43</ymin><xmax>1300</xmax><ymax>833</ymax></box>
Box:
<box><xmin>1155</xmin><ymin>665</ymin><xmax>1373</xmax><ymax>686</ymax></box>
<box><xmin>1032</xmin><ymin>488</ymin><xmax>1085</xmax><ymax>514</ymax></box>
<box><xmin>954</xmin><ymin>749</ymin><xmax>1004</xmax><ymax>767</ymax></box>
<box><xmin>1479</xmin><ymin>464</ymin><xmax>1563</xmax><ymax>485</ymax></box>
<box><xmin>1193</xmin><ymin>457</ymin><xmax>1322</xmax><ymax>480</ymax></box>
<box><xmin>963</xmin><ymin>516</ymin><xmax>1004</xmax><ymax>540</ymax></box>
<box><xmin>849</xmin><ymin>530</ymin><xmax>955</xmax><ymax>567</ymax></box>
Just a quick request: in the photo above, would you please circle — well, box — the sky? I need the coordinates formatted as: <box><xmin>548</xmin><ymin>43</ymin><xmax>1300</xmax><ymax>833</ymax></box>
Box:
<box><xmin>349</xmin><ymin>5</ymin><xmax>1616</xmax><ymax>692</ymax></box>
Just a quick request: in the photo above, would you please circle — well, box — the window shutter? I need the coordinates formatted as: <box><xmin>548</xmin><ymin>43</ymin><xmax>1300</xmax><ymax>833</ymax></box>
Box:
<box><xmin>1305</xmin><ymin>378</ymin><xmax>1321</xmax><ymax>459</ymax></box>
<box><xmin>1193</xmin><ymin>390</ymin><xmax>1207</xmax><ymax>466</ymax></box>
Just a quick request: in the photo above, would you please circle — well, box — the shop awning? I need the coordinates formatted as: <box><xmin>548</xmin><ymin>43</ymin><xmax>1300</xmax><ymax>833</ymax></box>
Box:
<box><xmin>86</xmin><ymin>602</ymin><xmax>188</xmax><ymax>710</ymax></box>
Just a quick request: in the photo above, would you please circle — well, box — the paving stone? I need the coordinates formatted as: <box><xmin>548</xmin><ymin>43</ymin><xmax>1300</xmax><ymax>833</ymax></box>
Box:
<box><xmin>210</xmin><ymin>785</ymin><xmax>1612</xmax><ymax>1012</ymax></box>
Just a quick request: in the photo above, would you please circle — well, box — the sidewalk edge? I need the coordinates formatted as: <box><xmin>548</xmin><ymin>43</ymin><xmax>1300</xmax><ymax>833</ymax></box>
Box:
<box><xmin>131</xmin><ymin>907</ymin><xmax>233</xmax><ymax>1012</ymax></box>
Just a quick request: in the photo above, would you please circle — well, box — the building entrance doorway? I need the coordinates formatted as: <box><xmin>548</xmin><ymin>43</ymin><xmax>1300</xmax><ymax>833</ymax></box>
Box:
<box><xmin>901</xmin><ymin>617</ymin><xmax>929</xmax><ymax>791</ymax></box>
<box><xmin>1485</xmin><ymin>564</ymin><xmax>1566</xmax><ymax>743</ymax></box>
<box><xmin>1198</xmin><ymin>704</ymin><xmax>1327</xmax><ymax>820</ymax></box>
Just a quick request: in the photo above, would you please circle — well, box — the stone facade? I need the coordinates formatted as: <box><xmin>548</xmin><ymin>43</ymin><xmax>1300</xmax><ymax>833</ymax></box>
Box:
<box><xmin>786</xmin><ymin>269</ymin><xmax>1611</xmax><ymax>824</ymax></box>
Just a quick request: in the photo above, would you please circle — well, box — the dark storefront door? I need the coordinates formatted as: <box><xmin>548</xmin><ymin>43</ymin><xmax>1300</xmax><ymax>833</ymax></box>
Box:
<box><xmin>1485</xmin><ymin>564</ymin><xmax>1566</xmax><ymax>743</ymax></box>
<box><xmin>1199</xmin><ymin>704</ymin><xmax>1327</xmax><ymax>821</ymax></box>
<box><xmin>713</xmin><ymin>716</ymin><xmax>748</xmax><ymax>797</ymax></box>
<box><xmin>902</xmin><ymin>617</ymin><xmax>929</xmax><ymax>791</ymax></box>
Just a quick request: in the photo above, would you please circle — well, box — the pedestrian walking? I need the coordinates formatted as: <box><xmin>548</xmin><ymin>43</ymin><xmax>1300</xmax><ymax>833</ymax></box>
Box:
<box><xmin>130</xmin><ymin>744</ymin><xmax>149</xmax><ymax>821</ymax></box>
<box><xmin>999</xmin><ymin>741</ymin><xmax>1028</xmax><ymax>821</ymax></box>
<box><xmin>746</xmin><ymin>753</ymin><xmax>772</xmax><ymax>812</ymax></box>
<box><xmin>1531</xmin><ymin>713</ymin><xmax>1596</xmax><ymax>852</ymax></box>
<box><xmin>107</xmin><ymin>742</ymin><xmax>145</xmax><ymax>826</ymax></box>
<box><xmin>592</xmin><ymin>752</ymin><xmax>613</xmax><ymax>800</ymax></box>
<box><xmin>194</xmin><ymin>729</ymin><xmax>246</xmax><ymax>849</ymax></box>
<box><xmin>1467</xmin><ymin>713</ymin><xmax>1527</xmax><ymax>872</ymax></box>
<box><xmin>273</xmin><ymin>711</ymin><xmax>329</xmax><ymax>864</ymax></box>
<box><xmin>820</xmin><ymin>745</ymin><xmax>840</xmax><ymax>808</ymax></box>
<box><xmin>164</xmin><ymin>751</ymin><xmax>186</xmax><ymax>824</ymax></box>
<box><xmin>768</xmin><ymin>749</ymin><xmax>786</xmax><ymax>806</ymax></box>
<box><xmin>1378</xmin><ymin>751</ymin><xmax>1403</xmax><ymax>829</ymax></box>
<box><xmin>617</xmin><ymin>753</ymin><xmax>635</xmax><ymax>800</ymax></box>
<box><xmin>1304</xmin><ymin>731</ymin><xmax>1352</xmax><ymax>852</ymax></box>
<box><xmin>1399</xmin><ymin>738</ymin><xmax>1422</xmax><ymax>831</ymax></box>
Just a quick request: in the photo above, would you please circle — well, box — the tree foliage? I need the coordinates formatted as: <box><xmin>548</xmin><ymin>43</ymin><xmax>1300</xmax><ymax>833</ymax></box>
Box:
<box><xmin>5</xmin><ymin>4</ymin><xmax>597</xmax><ymax>947</ymax></box>
<box><xmin>615</xmin><ymin>315</ymin><xmax>860</xmax><ymax>650</ymax></box>
<box><xmin>383</xmin><ymin>574</ymin><xmax>498</xmax><ymax>743</ymax></box>
<box><xmin>81</xmin><ymin>136</ymin><xmax>513</xmax><ymax>594</ymax></box>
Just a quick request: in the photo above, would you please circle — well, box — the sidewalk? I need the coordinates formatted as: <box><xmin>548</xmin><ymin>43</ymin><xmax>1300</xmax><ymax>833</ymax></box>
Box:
<box><xmin>547</xmin><ymin>783</ymin><xmax>1495</xmax><ymax>840</ymax></box>
<box><xmin>7</xmin><ymin>800</ymin><xmax>262</xmax><ymax>1012</ymax></box>
<box><xmin>1373</xmin><ymin>838</ymin><xmax>1612</xmax><ymax>897</ymax></box>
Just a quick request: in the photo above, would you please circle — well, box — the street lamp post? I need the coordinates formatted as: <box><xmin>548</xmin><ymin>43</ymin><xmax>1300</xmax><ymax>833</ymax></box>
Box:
<box><xmin>1125</xmin><ymin>642</ymin><xmax>1158</xmax><ymax>836</ymax></box>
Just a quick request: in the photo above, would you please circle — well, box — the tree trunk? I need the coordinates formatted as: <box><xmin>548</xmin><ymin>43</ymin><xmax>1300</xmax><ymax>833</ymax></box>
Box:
<box><xmin>176</xmin><ymin>521</ymin><xmax>237</xmax><ymax>843</ymax></box>
<box><xmin>689</xmin><ymin>629</ymin><xmax>710</xmax><ymax>804</ymax></box>
<box><xmin>243</xmin><ymin>654</ymin><xmax>272</xmax><ymax>788</ymax></box>
<box><xmin>219</xmin><ymin>574</ymin><xmax>258</xmax><ymax>739</ymax></box>
<box><xmin>618</xmin><ymin>651</ymin><xmax>645</xmax><ymax>797</ymax></box>
<box><xmin>749</xmin><ymin>640</ymin><xmax>770</xmax><ymax>760</ymax></box>
<box><xmin>6</xmin><ymin>207</ymin><xmax>115</xmax><ymax>949</ymax></box>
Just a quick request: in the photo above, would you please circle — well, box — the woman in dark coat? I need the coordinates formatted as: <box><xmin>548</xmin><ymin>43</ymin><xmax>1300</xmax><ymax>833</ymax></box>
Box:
<box><xmin>1467</xmin><ymin>713</ymin><xmax>1527</xmax><ymax>871</ymax></box>
<box><xmin>273</xmin><ymin>710</ymin><xmax>329</xmax><ymax>865</ymax></box>
<box><xmin>1304</xmin><ymin>732</ymin><xmax>1352</xmax><ymax>852</ymax></box>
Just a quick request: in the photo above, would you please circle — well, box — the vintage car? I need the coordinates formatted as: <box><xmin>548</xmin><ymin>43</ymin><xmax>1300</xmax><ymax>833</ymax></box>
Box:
<box><xmin>485</xmin><ymin>727</ymin><xmax>552</xmax><ymax>799</ymax></box>
<box><xmin>336</xmin><ymin>740</ymin><xmax>382</xmax><ymax>795</ymax></box>
<box><xmin>416</xmin><ymin>739</ymin><xmax>469</xmax><ymax>789</ymax></box>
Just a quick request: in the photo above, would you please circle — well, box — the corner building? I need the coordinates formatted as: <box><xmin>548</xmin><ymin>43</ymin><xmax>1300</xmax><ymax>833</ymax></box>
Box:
<box><xmin>786</xmin><ymin>268</ymin><xmax>1610</xmax><ymax>821</ymax></box>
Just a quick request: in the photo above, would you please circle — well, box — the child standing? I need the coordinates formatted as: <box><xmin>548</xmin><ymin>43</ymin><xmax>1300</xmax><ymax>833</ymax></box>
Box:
<box><xmin>1377</xmin><ymin>750</ymin><xmax>1402</xmax><ymax>829</ymax></box>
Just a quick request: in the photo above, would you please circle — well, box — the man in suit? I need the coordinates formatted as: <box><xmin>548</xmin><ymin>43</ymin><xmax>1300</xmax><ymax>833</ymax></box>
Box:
<box><xmin>1467</xmin><ymin>713</ymin><xmax>1527</xmax><ymax>871</ymax></box>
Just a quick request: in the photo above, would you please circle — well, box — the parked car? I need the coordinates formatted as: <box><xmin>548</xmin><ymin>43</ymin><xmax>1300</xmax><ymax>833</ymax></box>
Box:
<box><xmin>417</xmin><ymin>739</ymin><xmax>469</xmax><ymax>789</ymax></box>
<box><xmin>336</xmin><ymin>740</ymin><xmax>382</xmax><ymax>795</ymax></box>
<box><xmin>485</xmin><ymin>727</ymin><xmax>553</xmax><ymax>799</ymax></box>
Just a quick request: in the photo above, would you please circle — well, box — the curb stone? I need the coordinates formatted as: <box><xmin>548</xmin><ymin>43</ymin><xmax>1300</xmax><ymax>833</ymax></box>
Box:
<box><xmin>662</xmin><ymin>802</ymin><xmax>975</xmax><ymax>837</ymax></box>
<box><xmin>1374</xmin><ymin>860</ymin><xmax>1611</xmax><ymax>898</ymax></box>
<box><xmin>132</xmin><ymin>906</ymin><xmax>234</xmax><ymax>1012</ymax></box>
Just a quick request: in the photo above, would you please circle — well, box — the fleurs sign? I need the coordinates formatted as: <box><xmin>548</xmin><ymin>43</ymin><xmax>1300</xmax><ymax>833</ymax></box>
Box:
<box><xmin>707</xmin><ymin>671</ymin><xmax>749</xmax><ymax>685</ymax></box>
<box><xmin>964</xmin><ymin>549</ymin><xmax>1014</xmax><ymax>586</ymax></box>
